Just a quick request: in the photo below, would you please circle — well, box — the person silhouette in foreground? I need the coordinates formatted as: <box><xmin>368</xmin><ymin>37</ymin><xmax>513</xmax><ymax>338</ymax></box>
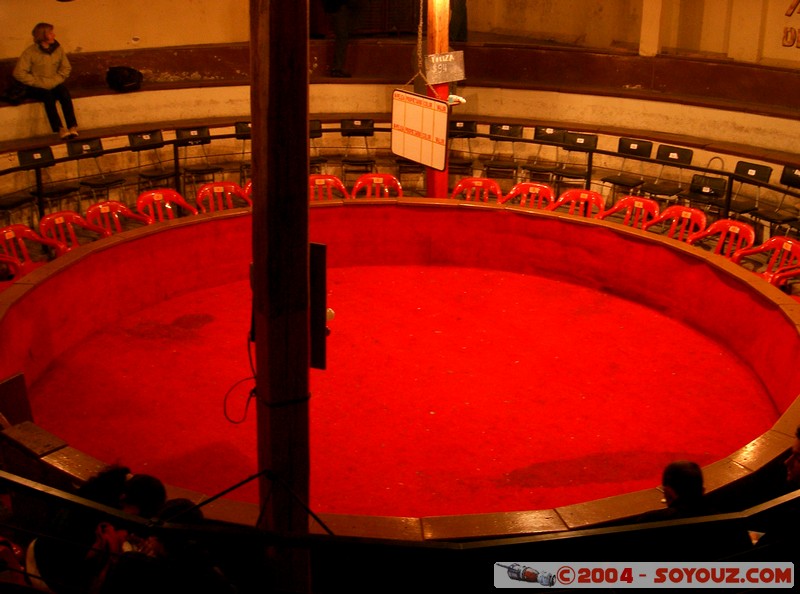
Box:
<box><xmin>637</xmin><ymin>460</ymin><xmax>716</xmax><ymax>523</ymax></box>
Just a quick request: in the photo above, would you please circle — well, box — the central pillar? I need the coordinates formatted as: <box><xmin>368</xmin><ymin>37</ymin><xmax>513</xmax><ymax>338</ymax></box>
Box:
<box><xmin>250</xmin><ymin>0</ymin><xmax>311</xmax><ymax>591</ymax></box>
<box><xmin>426</xmin><ymin>0</ymin><xmax>450</xmax><ymax>198</ymax></box>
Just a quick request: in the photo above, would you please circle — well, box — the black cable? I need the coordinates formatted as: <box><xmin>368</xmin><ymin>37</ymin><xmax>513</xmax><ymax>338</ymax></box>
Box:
<box><xmin>167</xmin><ymin>468</ymin><xmax>334</xmax><ymax>536</ymax></box>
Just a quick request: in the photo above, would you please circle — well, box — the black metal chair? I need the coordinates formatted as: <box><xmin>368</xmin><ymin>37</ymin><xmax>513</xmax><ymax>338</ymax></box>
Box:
<box><xmin>128</xmin><ymin>130</ymin><xmax>177</xmax><ymax>194</ymax></box>
<box><xmin>749</xmin><ymin>165</ymin><xmax>800</xmax><ymax>240</ymax></box>
<box><xmin>340</xmin><ymin>119</ymin><xmax>376</xmax><ymax>187</ymax></box>
<box><xmin>600</xmin><ymin>137</ymin><xmax>653</xmax><ymax>204</ymax></box>
<box><xmin>640</xmin><ymin>144</ymin><xmax>694</xmax><ymax>208</ymax></box>
<box><xmin>176</xmin><ymin>126</ymin><xmax>224</xmax><ymax>198</ymax></box>
<box><xmin>481</xmin><ymin>123</ymin><xmax>524</xmax><ymax>191</ymax></box>
<box><xmin>66</xmin><ymin>137</ymin><xmax>127</xmax><ymax>211</ymax></box>
<box><xmin>551</xmin><ymin>131</ymin><xmax>598</xmax><ymax>195</ymax></box>
<box><xmin>17</xmin><ymin>146</ymin><xmax>80</xmax><ymax>222</ymax></box>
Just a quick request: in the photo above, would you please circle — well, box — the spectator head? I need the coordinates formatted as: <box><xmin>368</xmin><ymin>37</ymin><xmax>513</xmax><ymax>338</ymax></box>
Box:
<box><xmin>662</xmin><ymin>460</ymin><xmax>704</xmax><ymax>507</ymax></box>
<box><xmin>121</xmin><ymin>474</ymin><xmax>167</xmax><ymax>518</ymax></box>
<box><xmin>32</xmin><ymin>23</ymin><xmax>55</xmax><ymax>45</ymax></box>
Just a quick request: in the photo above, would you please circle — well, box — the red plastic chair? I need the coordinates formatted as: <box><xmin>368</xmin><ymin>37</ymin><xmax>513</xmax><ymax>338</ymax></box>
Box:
<box><xmin>351</xmin><ymin>173</ymin><xmax>403</xmax><ymax>199</ymax></box>
<box><xmin>196</xmin><ymin>181</ymin><xmax>253</xmax><ymax>213</ymax></box>
<box><xmin>770</xmin><ymin>266</ymin><xmax>800</xmax><ymax>292</ymax></box>
<box><xmin>500</xmin><ymin>182</ymin><xmax>555</xmax><ymax>208</ymax></box>
<box><xmin>85</xmin><ymin>200</ymin><xmax>151</xmax><ymax>235</ymax></box>
<box><xmin>0</xmin><ymin>224</ymin><xmax>67</xmax><ymax>276</ymax></box>
<box><xmin>39</xmin><ymin>211</ymin><xmax>111</xmax><ymax>253</ymax></box>
<box><xmin>136</xmin><ymin>189</ymin><xmax>199</xmax><ymax>223</ymax></box>
<box><xmin>545</xmin><ymin>188</ymin><xmax>605</xmax><ymax>217</ymax></box>
<box><xmin>732</xmin><ymin>235</ymin><xmax>800</xmax><ymax>285</ymax></box>
<box><xmin>642</xmin><ymin>204</ymin><xmax>707</xmax><ymax>242</ymax></box>
<box><xmin>0</xmin><ymin>254</ymin><xmax>22</xmax><ymax>291</ymax></box>
<box><xmin>450</xmin><ymin>177</ymin><xmax>503</xmax><ymax>202</ymax></box>
<box><xmin>309</xmin><ymin>174</ymin><xmax>349</xmax><ymax>201</ymax></box>
<box><xmin>244</xmin><ymin>180</ymin><xmax>252</xmax><ymax>199</ymax></box>
<box><xmin>596</xmin><ymin>195</ymin><xmax>659</xmax><ymax>229</ymax></box>
<box><xmin>687</xmin><ymin>218</ymin><xmax>756</xmax><ymax>259</ymax></box>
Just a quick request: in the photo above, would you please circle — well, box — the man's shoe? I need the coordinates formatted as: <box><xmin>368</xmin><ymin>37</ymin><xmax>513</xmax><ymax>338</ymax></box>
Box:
<box><xmin>58</xmin><ymin>127</ymin><xmax>70</xmax><ymax>139</ymax></box>
<box><xmin>68</xmin><ymin>126</ymin><xmax>79</xmax><ymax>138</ymax></box>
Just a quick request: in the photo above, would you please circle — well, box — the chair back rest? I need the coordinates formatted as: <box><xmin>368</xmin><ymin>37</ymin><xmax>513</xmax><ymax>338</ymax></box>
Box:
<box><xmin>760</xmin><ymin>236</ymin><xmax>800</xmax><ymax>273</ymax></box>
<box><xmin>39</xmin><ymin>211</ymin><xmax>110</xmax><ymax>251</ymax></box>
<box><xmin>308</xmin><ymin>119</ymin><xmax>323</xmax><ymax>150</ymax></box>
<box><xmin>85</xmin><ymin>201</ymin><xmax>150</xmax><ymax>234</ymax></box>
<box><xmin>687</xmin><ymin>173</ymin><xmax>727</xmax><ymax>197</ymax></box>
<box><xmin>196</xmin><ymin>182</ymin><xmax>253</xmax><ymax>213</ymax></box>
<box><xmin>655</xmin><ymin>144</ymin><xmax>694</xmax><ymax>165</ymax></box>
<box><xmin>341</xmin><ymin>119</ymin><xmax>375</xmax><ymax>157</ymax></box>
<box><xmin>650</xmin><ymin>144</ymin><xmax>694</xmax><ymax>184</ymax></box>
<box><xmin>780</xmin><ymin>165</ymin><xmax>800</xmax><ymax>190</ymax></box>
<box><xmin>617</xmin><ymin>137</ymin><xmax>653</xmax><ymax>158</ymax></box>
<box><xmin>450</xmin><ymin>177</ymin><xmax>502</xmax><ymax>202</ymax></box>
<box><xmin>645</xmin><ymin>205</ymin><xmax>707</xmax><ymax>242</ymax></box>
<box><xmin>502</xmin><ymin>182</ymin><xmax>554</xmax><ymax>208</ymax></box>
<box><xmin>708</xmin><ymin>219</ymin><xmax>756</xmax><ymax>258</ymax></box>
<box><xmin>0</xmin><ymin>224</ymin><xmax>66</xmax><ymax>267</ymax></box>
<box><xmin>309</xmin><ymin>119</ymin><xmax>323</xmax><ymax>139</ymax></box>
<box><xmin>488</xmin><ymin>124</ymin><xmax>524</xmax><ymax>158</ymax></box>
<box><xmin>341</xmin><ymin>119</ymin><xmax>375</xmax><ymax>138</ymax></box>
<box><xmin>734</xmin><ymin>161</ymin><xmax>772</xmax><ymax>184</ymax></box>
<box><xmin>533</xmin><ymin>127</ymin><xmax>566</xmax><ymax>145</ymax></box>
<box><xmin>128</xmin><ymin>130</ymin><xmax>168</xmax><ymax>169</ymax></box>
<box><xmin>128</xmin><ymin>130</ymin><xmax>166</xmax><ymax>151</ymax></box>
<box><xmin>66</xmin><ymin>137</ymin><xmax>104</xmax><ymax>158</ymax></box>
<box><xmin>598</xmin><ymin>195</ymin><xmax>659</xmax><ymax>228</ymax></box>
<box><xmin>689</xmin><ymin>219</ymin><xmax>756</xmax><ymax>259</ymax></box>
<box><xmin>560</xmin><ymin>132</ymin><xmax>598</xmax><ymax>168</ymax></box>
<box><xmin>309</xmin><ymin>175</ymin><xmax>349</xmax><ymax>201</ymax></box>
<box><xmin>0</xmin><ymin>254</ymin><xmax>22</xmax><ymax>285</ymax></box>
<box><xmin>732</xmin><ymin>161</ymin><xmax>773</xmax><ymax>202</ymax></box>
<box><xmin>351</xmin><ymin>174</ymin><xmax>403</xmax><ymax>199</ymax></box>
<box><xmin>0</xmin><ymin>225</ymin><xmax>34</xmax><ymax>264</ymax></box>
<box><xmin>563</xmin><ymin>132</ymin><xmax>598</xmax><ymax>152</ymax></box>
<box><xmin>67</xmin><ymin>137</ymin><xmax>110</xmax><ymax>177</ymax></box>
<box><xmin>235</xmin><ymin>121</ymin><xmax>252</xmax><ymax>140</ymax></box>
<box><xmin>176</xmin><ymin>126</ymin><xmax>212</xmax><ymax>146</ymax></box>
<box><xmin>136</xmin><ymin>189</ymin><xmax>198</xmax><ymax>222</ymax></box>
<box><xmin>17</xmin><ymin>146</ymin><xmax>55</xmax><ymax>169</ymax></box>
<box><xmin>546</xmin><ymin>189</ymin><xmax>605</xmax><ymax>217</ymax></box>
<box><xmin>449</xmin><ymin>120</ymin><xmax>477</xmax><ymax>139</ymax></box>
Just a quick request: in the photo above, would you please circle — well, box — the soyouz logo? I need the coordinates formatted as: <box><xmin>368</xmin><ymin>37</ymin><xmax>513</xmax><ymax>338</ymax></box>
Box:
<box><xmin>494</xmin><ymin>562</ymin><xmax>794</xmax><ymax>588</ymax></box>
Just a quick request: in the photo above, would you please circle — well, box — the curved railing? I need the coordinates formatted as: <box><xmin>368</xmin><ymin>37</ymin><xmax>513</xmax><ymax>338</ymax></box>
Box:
<box><xmin>1</xmin><ymin>200</ymin><xmax>799</xmax><ymax>542</ymax></box>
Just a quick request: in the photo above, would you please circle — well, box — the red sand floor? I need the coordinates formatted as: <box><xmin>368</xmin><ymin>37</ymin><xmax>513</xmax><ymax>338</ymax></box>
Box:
<box><xmin>28</xmin><ymin>265</ymin><xmax>778</xmax><ymax>518</ymax></box>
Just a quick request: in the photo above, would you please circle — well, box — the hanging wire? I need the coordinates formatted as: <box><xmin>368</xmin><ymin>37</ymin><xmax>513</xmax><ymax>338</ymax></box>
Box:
<box><xmin>404</xmin><ymin>0</ymin><xmax>434</xmax><ymax>93</ymax></box>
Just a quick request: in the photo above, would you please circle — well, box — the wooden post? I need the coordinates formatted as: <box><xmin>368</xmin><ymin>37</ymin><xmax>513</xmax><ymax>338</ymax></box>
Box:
<box><xmin>426</xmin><ymin>0</ymin><xmax>450</xmax><ymax>198</ymax></box>
<box><xmin>249</xmin><ymin>1</ymin><xmax>311</xmax><ymax>592</ymax></box>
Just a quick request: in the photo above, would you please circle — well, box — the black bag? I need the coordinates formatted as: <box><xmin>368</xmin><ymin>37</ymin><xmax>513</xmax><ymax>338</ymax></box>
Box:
<box><xmin>106</xmin><ymin>66</ymin><xmax>143</xmax><ymax>92</ymax></box>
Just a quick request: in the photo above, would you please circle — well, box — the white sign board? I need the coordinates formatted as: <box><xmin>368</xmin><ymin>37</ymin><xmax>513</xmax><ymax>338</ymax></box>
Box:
<box><xmin>391</xmin><ymin>89</ymin><xmax>449</xmax><ymax>171</ymax></box>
